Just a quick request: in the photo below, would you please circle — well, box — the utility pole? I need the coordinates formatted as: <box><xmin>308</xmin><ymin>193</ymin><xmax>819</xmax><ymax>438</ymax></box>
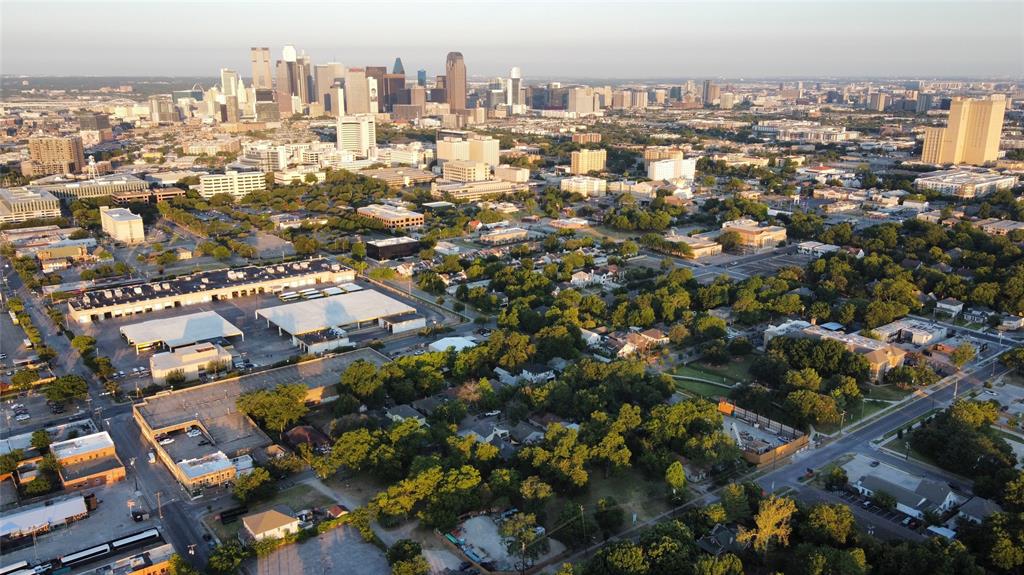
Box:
<box><xmin>156</xmin><ymin>491</ymin><xmax>163</xmax><ymax>519</ymax></box>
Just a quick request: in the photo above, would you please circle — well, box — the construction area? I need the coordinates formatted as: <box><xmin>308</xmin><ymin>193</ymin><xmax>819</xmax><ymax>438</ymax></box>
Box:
<box><xmin>718</xmin><ymin>401</ymin><xmax>809</xmax><ymax>466</ymax></box>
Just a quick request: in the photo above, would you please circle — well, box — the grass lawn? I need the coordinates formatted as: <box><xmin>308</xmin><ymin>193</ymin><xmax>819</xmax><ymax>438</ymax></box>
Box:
<box><xmin>203</xmin><ymin>485</ymin><xmax>336</xmax><ymax>542</ymax></box>
<box><xmin>674</xmin><ymin>355</ymin><xmax>755</xmax><ymax>386</ymax></box>
<box><xmin>880</xmin><ymin>408</ymin><xmax>941</xmax><ymax>440</ymax></box>
<box><xmin>675</xmin><ymin>378</ymin><xmax>732</xmax><ymax>399</ymax></box>
<box><xmin>864</xmin><ymin>385</ymin><xmax>914</xmax><ymax>401</ymax></box>
<box><xmin>817</xmin><ymin>400</ymin><xmax>891</xmax><ymax>435</ymax></box>
<box><xmin>881</xmin><ymin>436</ymin><xmax>935</xmax><ymax>465</ymax></box>
<box><xmin>568</xmin><ymin>469</ymin><xmax>674</xmax><ymax>526</ymax></box>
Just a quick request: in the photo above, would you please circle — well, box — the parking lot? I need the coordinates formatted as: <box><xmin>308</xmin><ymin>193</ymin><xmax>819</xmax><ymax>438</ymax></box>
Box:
<box><xmin>249</xmin><ymin>525</ymin><xmax>389</xmax><ymax>575</ymax></box>
<box><xmin>0</xmin><ymin>480</ymin><xmax>160</xmax><ymax>567</ymax></box>
<box><xmin>1</xmin><ymin>395</ymin><xmax>91</xmax><ymax>435</ymax></box>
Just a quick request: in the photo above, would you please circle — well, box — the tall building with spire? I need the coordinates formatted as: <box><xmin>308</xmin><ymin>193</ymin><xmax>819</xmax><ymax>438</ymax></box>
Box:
<box><xmin>250</xmin><ymin>47</ymin><xmax>272</xmax><ymax>90</ymax></box>
<box><xmin>392</xmin><ymin>57</ymin><xmax>405</xmax><ymax>75</ymax></box>
<box><xmin>445</xmin><ymin>52</ymin><xmax>467</xmax><ymax>112</ymax></box>
<box><xmin>506</xmin><ymin>66</ymin><xmax>522</xmax><ymax>107</ymax></box>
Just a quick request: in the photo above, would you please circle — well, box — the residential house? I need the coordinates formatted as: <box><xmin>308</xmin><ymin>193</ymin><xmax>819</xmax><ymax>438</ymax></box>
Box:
<box><xmin>240</xmin><ymin>510</ymin><xmax>300</xmax><ymax>543</ymax></box>
<box><xmin>958</xmin><ymin>497</ymin><xmax>1004</xmax><ymax>524</ymax></box>
<box><xmin>853</xmin><ymin>475</ymin><xmax>959</xmax><ymax>520</ymax></box>
<box><xmin>697</xmin><ymin>524</ymin><xmax>746</xmax><ymax>557</ymax></box>
<box><xmin>935</xmin><ymin>298</ymin><xmax>965</xmax><ymax>317</ymax></box>
<box><xmin>385</xmin><ymin>405</ymin><xmax>427</xmax><ymax>426</ymax></box>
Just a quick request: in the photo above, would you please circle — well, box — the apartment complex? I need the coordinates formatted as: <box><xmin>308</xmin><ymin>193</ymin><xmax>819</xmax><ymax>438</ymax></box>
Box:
<box><xmin>493</xmin><ymin>165</ymin><xmax>530</xmax><ymax>183</ymax></box>
<box><xmin>0</xmin><ymin>187</ymin><xmax>61</xmax><ymax>223</ymax></box>
<box><xmin>570</xmin><ymin>149</ymin><xmax>607</xmax><ymax>175</ymax></box>
<box><xmin>560</xmin><ymin>175</ymin><xmax>607</xmax><ymax>196</ymax></box>
<box><xmin>914</xmin><ymin>168</ymin><xmax>1017</xmax><ymax>199</ymax></box>
<box><xmin>198</xmin><ymin>170</ymin><xmax>267</xmax><ymax>200</ymax></box>
<box><xmin>721</xmin><ymin>218</ymin><xmax>788</xmax><ymax>249</ymax></box>
<box><xmin>442</xmin><ymin>160</ymin><xmax>490</xmax><ymax>183</ymax></box>
<box><xmin>22</xmin><ymin>136</ymin><xmax>86</xmax><ymax>176</ymax></box>
<box><xmin>572</xmin><ymin>132</ymin><xmax>602</xmax><ymax>144</ymax></box>
<box><xmin>436</xmin><ymin>133</ymin><xmax>500</xmax><ymax>166</ymax></box>
<box><xmin>357</xmin><ymin>204</ymin><xmax>425</xmax><ymax>229</ymax></box>
<box><xmin>647</xmin><ymin>157</ymin><xmax>697</xmax><ymax>181</ymax></box>
<box><xmin>921</xmin><ymin>95</ymin><xmax>1006</xmax><ymax>165</ymax></box>
<box><xmin>99</xmin><ymin>206</ymin><xmax>145</xmax><ymax>244</ymax></box>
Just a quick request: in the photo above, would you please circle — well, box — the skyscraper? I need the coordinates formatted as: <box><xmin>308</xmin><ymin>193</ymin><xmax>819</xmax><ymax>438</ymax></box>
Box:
<box><xmin>922</xmin><ymin>95</ymin><xmax>1006</xmax><ymax>165</ymax></box>
<box><xmin>220</xmin><ymin>68</ymin><xmax>240</xmax><ymax>97</ymax></box>
<box><xmin>417</xmin><ymin>69</ymin><xmax>427</xmax><ymax>87</ymax></box>
<box><xmin>445</xmin><ymin>52</ymin><xmax>467</xmax><ymax>112</ymax></box>
<box><xmin>250</xmin><ymin>47</ymin><xmax>272</xmax><ymax>90</ymax></box>
<box><xmin>343</xmin><ymin>68</ymin><xmax>371</xmax><ymax>114</ymax></box>
<box><xmin>702</xmin><ymin>80</ymin><xmax>719</xmax><ymax>105</ymax></box>
<box><xmin>314</xmin><ymin>63</ymin><xmax>344</xmax><ymax>115</ymax></box>
<box><xmin>276</xmin><ymin>45</ymin><xmax>300</xmax><ymax>115</ymax></box>
<box><xmin>506</xmin><ymin>66</ymin><xmax>522</xmax><ymax>107</ymax></box>
<box><xmin>393</xmin><ymin>58</ymin><xmax>405</xmax><ymax>75</ymax></box>
<box><xmin>26</xmin><ymin>136</ymin><xmax>86</xmax><ymax>176</ymax></box>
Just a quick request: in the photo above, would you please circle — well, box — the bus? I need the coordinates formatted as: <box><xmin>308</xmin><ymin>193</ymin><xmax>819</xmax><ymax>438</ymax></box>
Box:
<box><xmin>298</xmin><ymin>288</ymin><xmax>319</xmax><ymax>297</ymax></box>
<box><xmin>111</xmin><ymin>528</ymin><xmax>161</xmax><ymax>551</ymax></box>
<box><xmin>0</xmin><ymin>561</ymin><xmax>30</xmax><ymax>575</ymax></box>
<box><xmin>58</xmin><ymin>544</ymin><xmax>111</xmax><ymax>567</ymax></box>
<box><xmin>278</xmin><ymin>291</ymin><xmax>299</xmax><ymax>302</ymax></box>
<box><xmin>302</xmin><ymin>292</ymin><xmax>324</xmax><ymax>300</ymax></box>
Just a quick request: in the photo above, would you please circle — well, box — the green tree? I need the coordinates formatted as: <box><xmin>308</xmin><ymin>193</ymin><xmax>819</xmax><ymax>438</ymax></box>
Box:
<box><xmin>950</xmin><ymin>342</ymin><xmax>976</xmax><ymax>368</ymax></box>
<box><xmin>806</xmin><ymin>503</ymin><xmax>855</xmax><ymax>545</ymax></box>
<box><xmin>721</xmin><ymin>483</ymin><xmax>752</xmax><ymax>522</ymax></box>
<box><xmin>207</xmin><ymin>543</ymin><xmax>250</xmax><ymax>575</ymax></box>
<box><xmin>71</xmin><ymin>335</ymin><xmax>97</xmax><ymax>355</ymax></box>
<box><xmin>236</xmin><ymin>383</ymin><xmax>309</xmax><ymax>433</ymax></box>
<box><xmin>387</xmin><ymin>539</ymin><xmax>423</xmax><ymax>565</ymax></box>
<box><xmin>500</xmin><ymin>513</ymin><xmax>549</xmax><ymax>568</ymax></box>
<box><xmin>30</xmin><ymin>430</ymin><xmax>52</xmax><ymax>451</ymax></box>
<box><xmin>665</xmin><ymin>461</ymin><xmax>687</xmax><ymax>499</ymax></box>
<box><xmin>594</xmin><ymin>497</ymin><xmax>625</xmax><ymax>538</ymax></box>
<box><xmin>44</xmin><ymin>374</ymin><xmax>88</xmax><ymax>403</ymax></box>
<box><xmin>232</xmin><ymin>466</ymin><xmax>275</xmax><ymax>502</ymax></box>
<box><xmin>167</xmin><ymin>554</ymin><xmax>201</xmax><ymax>575</ymax></box>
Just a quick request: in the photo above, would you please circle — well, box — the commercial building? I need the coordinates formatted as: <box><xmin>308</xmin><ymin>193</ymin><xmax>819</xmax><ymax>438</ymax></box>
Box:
<box><xmin>251</xmin><ymin>47</ymin><xmax>273</xmax><ymax>89</ymax></box>
<box><xmin>357</xmin><ymin>204</ymin><xmax>424</xmax><ymax>229</ymax></box>
<box><xmin>570</xmin><ymin>149</ymin><xmax>607</xmax><ymax>175</ymax></box>
<box><xmin>99</xmin><ymin>206</ymin><xmax>145</xmax><ymax>244</ymax></box>
<box><xmin>257</xmin><ymin>289</ymin><xmax>421</xmax><ymax>335</ymax></box>
<box><xmin>366</xmin><ymin>236</ymin><xmax>421</xmax><ymax>260</ymax></box>
<box><xmin>22</xmin><ymin>136</ymin><xmax>85</xmax><ymax>176</ymax></box>
<box><xmin>431</xmin><ymin>179</ymin><xmax>528</xmax><ymax>201</ymax></box>
<box><xmin>445</xmin><ymin>52</ymin><xmax>467</xmax><ymax>111</ymax></box>
<box><xmin>358</xmin><ymin>167</ymin><xmax>435</xmax><ymax>189</ymax></box>
<box><xmin>493</xmin><ymin>165</ymin><xmax>530</xmax><ymax>183</ymax></box>
<box><xmin>198</xmin><ymin>170</ymin><xmax>267</xmax><ymax>200</ymax></box>
<box><xmin>378</xmin><ymin>142</ymin><xmax>434</xmax><ymax>167</ymax></box>
<box><xmin>721</xmin><ymin>218</ymin><xmax>788</xmax><ymax>249</ymax></box>
<box><xmin>337</xmin><ymin>114</ymin><xmax>377</xmax><ymax>157</ymax></box>
<box><xmin>647</xmin><ymin>157</ymin><xmax>697</xmax><ymax>181</ymax></box>
<box><xmin>443</xmin><ymin>160</ymin><xmax>489</xmax><ymax>183</ymax></box>
<box><xmin>913</xmin><ymin>168</ymin><xmax>1017</xmax><ymax>199</ymax></box>
<box><xmin>0</xmin><ymin>495</ymin><xmax>88</xmax><ymax>540</ymax></box>
<box><xmin>560</xmin><ymin>175</ymin><xmax>607</xmax><ymax>196</ymax></box>
<box><xmin>922</xmin><ymin>95</ymin><xmax>1006</xmax><ymax>165</ymax></box>
<box><xmin>79</xmin><ymin>543</ymin><xmax>174</xmax><ymax>575</ymax></box>
<box><xmin>479</xmin><ymin>227</ymin><xmax>529</xmax><ymax>245</ymax></box>
<box><xmin>436</xmin><ymin>133</ymin><xmax>500</xmax><ymax>166</ymax></box>
<box><xmin>68</xmin><ymin>259</ymin><xmax>354</xmax><ymax>323</ymax></box>
<box><xmin>150</xmin><ymin>342</ymin><xmax>234</xmax><ymax>385</ymax></box>
<box><xmin>50</xmin><ymin>431</ymin><xmax>126</xmax><ymax>489</ymax></box>
<box><xmin>119</xmin><ymin>310</ymin><xmax>243</xmax><ymax>352</ymax></box>
<box><xmin>0</xmin><ymin>187</ymin><xmax>61</xmax><ymax>224</ymax></box>
<box><xmin>873</xmin><ymin>319</ymin><xmax>948</xmax><ymax>346</ymax></box>
<box><xmin>38</xmin><ymin>174</ymin><xmax>150</xmax><ymax>200</ymax></box>
<box><xmin>801</xmin><ymin>325</ymin><xmax>906</xmax><ymax>380</ymax></box>
<box><xmin>664</xmin><ymin>232</ymin><xmax>723</xmax><ymax>258</ymax></box>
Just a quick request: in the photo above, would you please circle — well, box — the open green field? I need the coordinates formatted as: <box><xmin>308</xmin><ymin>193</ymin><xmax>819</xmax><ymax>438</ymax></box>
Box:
<box><xmin>817</xmin><ymin>400</ymin><xmax>890</xmax><ymax>434</ymax></box>
<box><xmin>674</xmin><ymin>355</ymin><xmax>755</xmax><ymax>385</ymax></box>
<box><xmin>675</xmin><ymin>378</ymin><xmax>732</xmax><ymax>399</ymax></box>
<box><xmin>203</xmin><ymin>485</ymin><xmax>336</xmax><ymax>542</ymax></box>
<box><xmin>864</xmin><ymin>385</ymin><xmax>914</xmax><ymax>401</ymax></box>
<box><xmin>553</xmin><ymin>469</ymin><xmax>675</xmax><ymax>527</ymax></box>
<box><xmin>881</xmin><ymin>436</ymin><xmax>935</xmax><ymax>465</ymax></box>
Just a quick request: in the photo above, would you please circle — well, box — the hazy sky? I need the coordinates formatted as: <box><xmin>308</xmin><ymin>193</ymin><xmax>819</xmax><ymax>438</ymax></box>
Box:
<box><xmin>2</xmin><ymin>1</ymin><xmax>1022</xmax><ymax>79</ymax></box>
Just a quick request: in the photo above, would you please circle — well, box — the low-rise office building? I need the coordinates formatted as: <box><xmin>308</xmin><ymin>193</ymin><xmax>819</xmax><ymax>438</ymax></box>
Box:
<box><xmin>431</xmin><ymin>179</ymin><xmax>528</xmax><ymax>201</ymax></box>
<box><xmin>198</xmin><ymin>170</ymin><xmax>267</xmax><ymax>200</ymax></box>
<box><xmin>560</xmin><ymin>175</ymin><xmax>607</xmax><ymax>196</ymax></box>
<box><xmin>366</xmin><ymin>236</ymin><xmax>421</xmax><ymax>260</ymax></box>
<box><xmin>665</xmin><ymin>232</ymin><xmax>723</xmax><ymax>258</ymax></box>
<box><xmin>358</xmin><ymin>167</ymin><xmax>435</xmax><ymax>189</ymax></box>
<box><xmin>442</xmin><ymin>160</ymin><xmax>490</xmax><ymax>183</ymax></box>
<box><xmin>479</xmin><ymin>227</ymin><xmax>529</xmax><ymax>245</ymax></box>
<box><xmin>493</xmin><ymin>165</ymin><xmax>530</xmax><ymax>183</ymax></box>
<box><xmin>38</xmin><ymin>174</ymin><xmax>150</xmax><ymax>200</ymax></box>
<box><xmin>50</xmin><ymin>431</ymin><xmax>126</xmax><ymax>489</ymax></box>
<box><xmin>150</xmin><ymin>342</ymin><xmax>234</xmax><ymax>385</ymax></box>
<box><xmin>0</xmin><ymin>187</ymin><xmax>61</xmax><ymax>224</ymax></box>
<box><xmin>99</xmin><ymin>206</ymin><xmax>145</xmax><ymax>244</ymax></box>
<box><xmin>357</xmin><ymin>204</ymin><xmax>424</xmax><ymax>229</ymax></box>
<box><xmin>721</xmin><ymin>218</ymin><xmax>788</xmax><ymax>249</ymax></box>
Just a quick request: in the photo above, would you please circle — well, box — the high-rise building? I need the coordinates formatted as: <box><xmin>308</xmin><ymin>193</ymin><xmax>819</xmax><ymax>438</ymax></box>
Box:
<box><xmin>916</xmin><ymin>94</ymin><xmax>934</xmax><ymax>115</ymax></box>
<box><xmin>445</xmin><ymin>52</ymin><xmax>467</xmax><ymax>112</ymax></box>
<box><xmin>337</xmin><ymin>114</ymin><xmax>377</xmax><ymax>157</ymax></box>
<box><xmin>24</xmin><ymin>136</ymin><xmax>86</xmax><ymax>176</ymax></box>
<box><xmin>382</xmin><ymin>73</ymin><xmax>406</xmax><ymax>112</ymax></box>
<box><xmin>276</xmin><ymin>60</ymin><xmax>293</xmax><ymax>115</ymax></box>
<box><xmin>365</xmin><ymin>66</ymin><xmax>386</xmax><ymax>112</ymax></box>
<box><xmin>417</xmin><ymin>70</ymin><xmax>427</xmax><ymax>87</ymax></box>
<box><xmin>922</xmin><ymin>95</ymin><xmax>1006</xmax><ymax>166</ymax></box>
<box><xmin>570</xmin><ymin>149</ymin><xmax>607</xmax><ymax>175</ymax></box>
<box><xmin>868</xmin><ymin>92</ymin><xmax>889</xmax><ymax>112</ymax></box>
<box><xmin>343</xmin><ymin>68</ymin><xmax>371</xmax><ymax>114</ymax></box>
<box><xmin>148</xmin><ymin>95</ymin><xmax>177</xmax><ymax>123</ymax></box>
<box><xmin>436</xmin><ymin>133</ymin><xmax>500</xmax><ymax>166</ymax></box>
<box><xmin>506</xmin><ymin>66</ymin><xmax>522</xmax><ymax>107</ymax></box>
<box><xmin>220</xmin><ymin>68</ymin><xmax>240</xmax><ymax>97</ymax></box>
<box><xmin>393</xmin><ymin>58</ymin><xmax>405</xmax><ymax>75</ymax></box>
<box><xmin>250</xmin><ymin>47</ymin><xmax>273</xmax><ymax>90</ymax></box>
<box><xmin>702</xmin><ymin>80</ymin><xmax>720</xmax><ymax>106</ymax></box>
<box><xmin>314</xmin><ymin>63</ymin><xmax>344</xmax><ymax>115</ymax></box>
<box><xmin>296</xmin><ymin>53</ymin><xmax>313</xmax><ymax>105</ymax></box>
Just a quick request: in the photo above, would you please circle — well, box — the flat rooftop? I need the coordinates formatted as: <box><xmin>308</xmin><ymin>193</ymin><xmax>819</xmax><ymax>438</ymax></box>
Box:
<box><xmin>119</xmin><ymin>310</ymin><xmax>242</xmax><ymax>349</ymax></box>
<box><xmin>101</xmin><ymin>207</ymin><xmax>142</xmax><ymax>222</ymax></box>
<box><xmin>71</xmin><ymin>258</ymin><xmax>350</xmax><ymax>311</ymax></box>
<box><xmin>0</xmin><ymin>494</ymin><xmax>86</xmax><ymax>538</ymax></box>
<box><xmin>135</xmin><ymin>348</ymin><xmax>388</xmax><ymax>449</ymax></box>
<box><xmin>61</xmin><ymin>454</ymin><xmax>123</xmax><ymax>482</ymax></box>
<box><xmin>255</xmin><ymin>290</ymin><xmax>415</xmax><ymax>336</ymax></box>
<box><xmin>51</xmin><ymin>431</ymin><xmax>114</xmax><ymax>461</ymax></box>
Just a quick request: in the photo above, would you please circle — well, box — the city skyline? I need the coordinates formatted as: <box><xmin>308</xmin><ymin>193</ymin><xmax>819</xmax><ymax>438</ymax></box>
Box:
<box><xmin>2</xmin><ymin>1</ymin><xmax>1022</xmax><ymax>79</ymax></box>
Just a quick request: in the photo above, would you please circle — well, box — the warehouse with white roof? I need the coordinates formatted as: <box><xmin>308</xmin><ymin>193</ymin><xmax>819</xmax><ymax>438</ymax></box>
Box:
<box><xmin>119</xmin><ymin>310</ymin><xmax>243</xmax><ymax>352</ymax></box>
<box><xmin>255</xmin><ymin>289</ymin><xmax>425</xmax><ymax>354</ymax></box>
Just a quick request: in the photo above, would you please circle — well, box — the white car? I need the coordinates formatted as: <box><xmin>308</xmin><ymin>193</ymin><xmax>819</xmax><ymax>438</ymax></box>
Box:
<box><xmin>158</xmin><ymin>437</ymin><xmax>175</xmax><ymax>445</ymax></box>
<box><xmin>186</xmin><ymin>428</ymin><xmax>202</xmax><ymax>438</ymax></box>
<box><xmin>15</xmin><ymin>413</ymin><xmax>30</xmax><ymax>421</ymax></box>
